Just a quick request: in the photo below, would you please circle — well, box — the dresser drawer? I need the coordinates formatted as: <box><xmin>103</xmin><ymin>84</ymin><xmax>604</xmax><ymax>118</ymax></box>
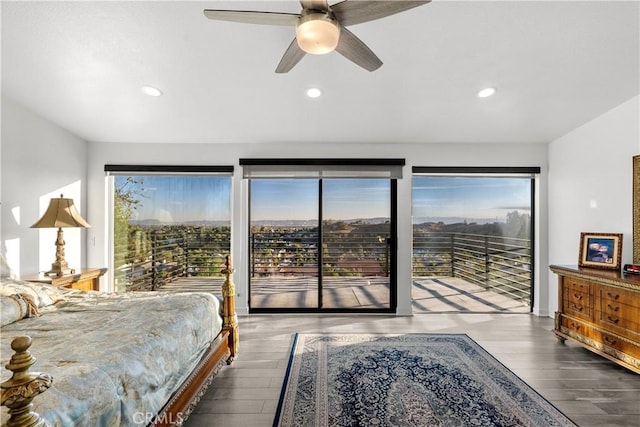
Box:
<box><xmin>597</xmin><ymin>285</ymin><xmax>640</xmax><ymax>308</ymax></box>
<box><xmin>596</xmin><ymin>330</ymin><xmax>640</xmax><ymax>358</ymax></box>
<box><xmin>595</xmin><ymin>300</ymin><xmax>640</xmax><ymax>339</ymax></box>
<box><xmin>564</xmin><ymin>277</ymin><xmax>591</xmax><ymax>295</ymax></box>
<box><xmin>561</xmin><ymin>316</ymin><xmax>591</xmax><ymax>337</ymax></box>
<box><xmin>597</xmin><ymin>300</ymin><xmax>640</xmax><ymax>323</ymax></box>
<box><xmin>563</xmin><ymin>287</ymin><xmax>591</xmax><ymax>319</ymax></box>
<box><xmin>561</xmin><ymin>317</ymin><xmax>640</xmax><ymax>358</ymax></box>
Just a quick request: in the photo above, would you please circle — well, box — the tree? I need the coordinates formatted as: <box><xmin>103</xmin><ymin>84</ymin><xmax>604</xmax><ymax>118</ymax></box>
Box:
<box><xmin>504</xmin><ymin>211</ymin><xmax>530</xmax><ymax>240</ymax></box>
<box><xmin>114</xmin><ymin>177</ymin><xmax>145</xmax><ymax>222</ymax></box>
<box><xmin>113</xmin><ymin>177</ymin><xmax>146</xmax><ymax>292</ymax></box>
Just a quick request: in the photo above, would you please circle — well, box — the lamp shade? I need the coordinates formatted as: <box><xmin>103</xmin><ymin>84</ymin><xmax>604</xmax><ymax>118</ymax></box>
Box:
<box><xmin>31</xmin><ymin>195</ymin><xmax>91</xmax><ymax>229</ymax></box>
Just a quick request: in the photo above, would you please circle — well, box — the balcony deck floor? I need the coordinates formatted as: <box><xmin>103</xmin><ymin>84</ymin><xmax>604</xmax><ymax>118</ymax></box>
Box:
<box><xmin>159</xmin><ymin>275</ymin><xmax>529</xmax><ymax>313</ymax></box>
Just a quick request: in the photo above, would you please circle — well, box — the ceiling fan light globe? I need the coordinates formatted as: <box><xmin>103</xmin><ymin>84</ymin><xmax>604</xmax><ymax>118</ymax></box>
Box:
<box><xmin>296</xmin><ymin>13</ymin><xmax>340</xmax><ymax>55</ymax></box>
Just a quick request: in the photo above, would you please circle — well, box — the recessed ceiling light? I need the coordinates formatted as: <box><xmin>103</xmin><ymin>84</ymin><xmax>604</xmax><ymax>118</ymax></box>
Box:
<box><xmin>477</xmin><ymin>87</ymin><xmax>496</xmax><ymax>98</ymax></box>
<box><xmin>141</xmin><ymin>85</ymin><xmax>163</xmax><ymax>97</ymax></box>
<box><xmin>306</xmin><ymin>87</ymin><xmax>322</xmax><ymax>99</ymax></box>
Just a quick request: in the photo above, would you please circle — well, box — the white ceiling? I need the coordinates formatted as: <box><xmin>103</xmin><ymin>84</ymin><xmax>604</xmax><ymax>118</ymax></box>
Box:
<box><xmin>2</xmin><ymin>1</ymin><xmax>639</xmax><ymax>145</ymax></box>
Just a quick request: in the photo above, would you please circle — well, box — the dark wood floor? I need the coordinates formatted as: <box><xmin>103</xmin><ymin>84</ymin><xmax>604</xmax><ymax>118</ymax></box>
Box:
<box><xmin>184</xmin><ymin>313</ymin><xmax>640</xmax><ymax>427</ymax></box>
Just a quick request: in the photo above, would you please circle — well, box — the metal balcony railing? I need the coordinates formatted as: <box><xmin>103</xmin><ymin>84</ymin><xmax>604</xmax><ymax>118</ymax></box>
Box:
<box><xmin>113</xmin><ymin>226</ymin><xmax>531</xmax><ymax>305</ymax></box>
<box><xmin>413</xmin><ymin>231</ymin><xmax>531</xmax><ymax>304</ymax></box>
<box><xmin>113</xmin><ymin>226</ymin><xmax>230</xmax><ymax>292</ymax></box>
<box><xmin>249</xmin><ymin>230</ymin><xmax>391</xmax><ymax>278</ymax></box>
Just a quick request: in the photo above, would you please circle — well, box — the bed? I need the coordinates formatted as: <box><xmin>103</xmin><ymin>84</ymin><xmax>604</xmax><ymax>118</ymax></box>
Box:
<box><xmin>0</xmin><ymin>255</ymin><xmax>238</xmax><ymax>427</ymax></box>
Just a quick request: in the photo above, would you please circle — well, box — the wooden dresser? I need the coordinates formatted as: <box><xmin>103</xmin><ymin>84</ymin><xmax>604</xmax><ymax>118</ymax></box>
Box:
<box><xmin>22</xmin><ymin>268</ymin><xmax>107</xmax><ymax>291</ymax></box>
<box><xmin>550</xmin><ymin>265</ymin><xmax>640</xmax><ymax>374</ymax></box>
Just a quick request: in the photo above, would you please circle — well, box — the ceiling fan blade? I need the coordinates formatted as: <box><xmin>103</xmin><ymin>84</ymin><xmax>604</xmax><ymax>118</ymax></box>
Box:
<box><xmin>300</xmin><ymin>0</ymin><xmax>329</xmax><ymax>11</ymax></box>
<box><xmin>203</xmin><ymin>9</ymin><xmax>298</xmax><ymax>26</ymax></box>
<box><xmin>332</xmin><ymin>1</ymin><xmax>430</xmax><ymax>27</ymax></box>
<box><xmin>334</xmin><ymin>27</ymin><xmax>382</xmax><ymax>72</ymax></box>
<box><xmin>275</xmin><ymin>39</ymin><xmax>306</xmax><ymax>73</ymax></box>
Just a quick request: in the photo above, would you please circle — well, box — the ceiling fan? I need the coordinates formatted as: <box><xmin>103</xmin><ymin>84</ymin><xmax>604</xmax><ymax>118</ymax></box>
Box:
<box><xmin>204</xmin><ymin>0</ymin><xmax>430</xmax><ymax>73</ymax></box>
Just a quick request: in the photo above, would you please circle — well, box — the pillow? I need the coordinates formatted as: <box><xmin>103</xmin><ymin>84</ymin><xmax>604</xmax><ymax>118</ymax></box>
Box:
<box><xmin>0</xmin><ymin>293</ymin><xmax>40</xmax><ymax>326</ymax></box>
<box><xmin>21</xmin><ymin>281</ymin><xmax>67</xmax><ymax>307</ymax></box>
<box><xmin>0</xmin><ymin>279</ymin><xmax>41</xmax><ymax>306</ymax></box>
<box><xmin>0</xmin><ymin>295</ymin><xmax>22</xmax><ymax>326</ymax></box>
<box><xmin>0</xmin><ymin>278</ymin><xmax>66</xmax><ymax>307</ymax></box>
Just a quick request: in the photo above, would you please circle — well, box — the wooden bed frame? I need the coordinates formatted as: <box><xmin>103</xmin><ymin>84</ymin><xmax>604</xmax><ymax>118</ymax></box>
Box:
<box><xmin>1</xmin><ymin>256</ymin><xmax>239</xmax><ymax>427</ymax></box>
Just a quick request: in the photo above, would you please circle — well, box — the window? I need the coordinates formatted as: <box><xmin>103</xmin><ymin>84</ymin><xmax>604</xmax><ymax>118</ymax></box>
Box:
<box><xmin>412</xmin><ymin>167</ymin><xmax>538</xmax><ymax>313</ymax></box>
<box><xmin>106</xmin><ymin>165</ymin><xmax>232</xmax><ymax>292</ymax></box>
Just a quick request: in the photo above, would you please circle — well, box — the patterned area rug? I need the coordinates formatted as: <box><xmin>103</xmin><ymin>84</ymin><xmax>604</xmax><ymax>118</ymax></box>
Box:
<box><xmin>274</xmin><ymin>334</ymin><xmax>576</xmax><ymax>427</ymax></box>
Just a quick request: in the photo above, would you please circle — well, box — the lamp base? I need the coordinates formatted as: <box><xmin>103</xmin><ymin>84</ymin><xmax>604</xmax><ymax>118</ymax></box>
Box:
<box><xmin>46</xmin><ymin>261</ymin><xmax>71</xmax><ymax>277</ymax></box>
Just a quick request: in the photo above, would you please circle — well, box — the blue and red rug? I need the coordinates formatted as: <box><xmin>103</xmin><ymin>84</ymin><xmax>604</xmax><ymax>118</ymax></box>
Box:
<box><xmin>274</xmin><ymin>333</ymin><xmax>576</xmax><ymax>427</ymax></box>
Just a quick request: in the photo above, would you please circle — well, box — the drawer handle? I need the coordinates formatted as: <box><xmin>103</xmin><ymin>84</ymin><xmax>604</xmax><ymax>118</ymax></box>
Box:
<box><xmin>604</xmin><ymin>336</ymin><xmax>617</xmax><ymax>345</ymax></box>
<box><xmin>606</xmin><ymin>316</ymin><xmax>620</xmax><ymax>324</ymax></box>
<box><xmin>607</xmin><ymin>292</ymin><xmax>620</xmax><ymax>300</ymax></box>
<box><xmin>570</xmin><ymin>304</ymin><xmax>583</xmax><ymax>312</ymax></box>
<box><xmin>607</xmin><ymin>304</ymin><xmax>620</xmax><ymax>312</ymax></box>
<box><xmin>573</xmin><ymin>293</ymin><xmax>583</xmax><ymax>300</ymax></box>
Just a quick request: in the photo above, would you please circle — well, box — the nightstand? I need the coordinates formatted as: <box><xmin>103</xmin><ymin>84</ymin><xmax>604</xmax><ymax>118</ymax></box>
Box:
<box><xmin>22</xmin><ymin>268</ymin><xmax>107</xmax><ymax>291</ymax></box>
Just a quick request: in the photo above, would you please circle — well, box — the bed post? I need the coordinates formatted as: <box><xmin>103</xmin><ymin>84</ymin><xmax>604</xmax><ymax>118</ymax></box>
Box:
<box><xmin>1</xmin><ymin>336</ymin><xmax>53</xmax><ymax>427</ymax></box>
<box><xmin>221</xmin><ymin>255</ymin><xmax>238</xmax><ymax>362</ymax></box>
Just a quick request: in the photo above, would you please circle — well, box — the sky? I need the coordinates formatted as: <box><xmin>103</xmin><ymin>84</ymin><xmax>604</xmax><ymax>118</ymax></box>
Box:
<box><xmin>117</xmin><ymin>175</ymin><xmax>531</xmax><ymax>224</ymax></box>
<box><xmin>412</xmin><ymin>176</ymin><xmax>531</xmax><ymax>222</ymax></box>
<box><xmin>251</xmin><ymin>179</ymin><xmax>390</xmax><ymax>221</ymax></box>
<box><xmin>117</xmin><ymin>175</ymin><xmax>231</xmax><ymax>223</ymax></box>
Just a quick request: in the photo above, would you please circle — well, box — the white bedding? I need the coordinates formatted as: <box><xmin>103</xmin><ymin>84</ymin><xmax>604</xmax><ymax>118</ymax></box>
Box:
<box><xmin>0</xmin><ymin>277</ymin><xmax>223</xmax><ymax>426</ymax></box>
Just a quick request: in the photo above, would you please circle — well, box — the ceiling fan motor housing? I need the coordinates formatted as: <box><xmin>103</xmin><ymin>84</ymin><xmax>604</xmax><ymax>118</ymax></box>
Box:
<box><xmin>296</xmin><ymin>11</ymin><xmax>340</xmax><ymax>55</ymax></box>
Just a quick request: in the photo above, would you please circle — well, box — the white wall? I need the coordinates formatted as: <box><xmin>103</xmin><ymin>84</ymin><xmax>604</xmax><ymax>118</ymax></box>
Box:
<box><xmin>1</xmin><ymin>96</ymin><xmax>89</xmax><ymax>276</ymax></box>
<box><xmin>87</xmin><ymin>141</ymin><xmax>549</xmax><ymax>316</ymax></box>
<box><xmin>548</xmin><ymin>95</ymin><xmax>640</xmax><ymax>314</ymax></box>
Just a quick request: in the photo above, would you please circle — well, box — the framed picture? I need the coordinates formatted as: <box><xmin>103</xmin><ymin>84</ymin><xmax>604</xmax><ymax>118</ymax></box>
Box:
<box><xmin>578</xmin><ymin>232</ymin><xmax>623</xmax><ymax>270</ymax></box>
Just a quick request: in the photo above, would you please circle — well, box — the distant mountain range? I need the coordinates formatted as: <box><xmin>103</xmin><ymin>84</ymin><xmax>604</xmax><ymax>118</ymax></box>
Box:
<box><xmin>130</xmin><ymin>216</ymin><xmax>504</xmax><ymax>226</ymax></box>
<box><xmin>130</xmin><ymin>219</ymin><xmax>230</xmax><ymax>226</ymax></box>
<box><xmin>253</xmin><ymin>217</ymin><xmax>392</xmax><ymax>227</ymax></box>
<box><xmin>130</xmin><ymin>218</ymin><xmax>389</xmax><ymax>227</ymax></box>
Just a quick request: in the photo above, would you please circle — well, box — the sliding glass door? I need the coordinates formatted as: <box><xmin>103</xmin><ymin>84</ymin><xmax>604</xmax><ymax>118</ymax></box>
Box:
<box><xmin>321</xmin><ymin>179</ymin><xmax>392</xmax><ymax>309</ymax></box>
<box><xmin>249</xmin><ymin>178</ymin><xmax>395</xmax><ymax>312</ymax></box>
<box><xmin>249</xmin><ymin>179</ymin><xmax>319</xmax><ymax>308</ymax></box>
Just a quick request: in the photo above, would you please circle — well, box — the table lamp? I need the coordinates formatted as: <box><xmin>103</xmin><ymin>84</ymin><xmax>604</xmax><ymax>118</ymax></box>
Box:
<box><xmin>31</xmin><ymin>194</ymin><xmax>91</xmax><ymax>277</ymax></box>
